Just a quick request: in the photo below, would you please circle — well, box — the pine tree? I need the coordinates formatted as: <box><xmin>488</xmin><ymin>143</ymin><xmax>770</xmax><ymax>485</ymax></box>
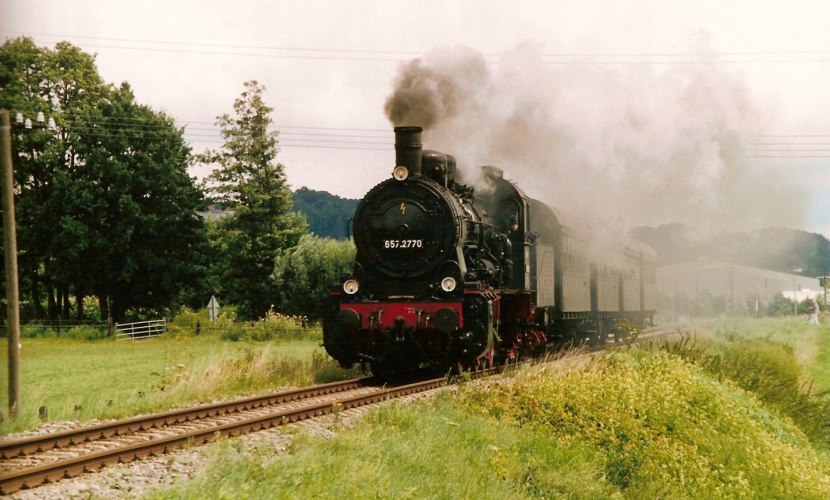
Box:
<box><xmin>197</xmin><ymin>81</ymin><xmax>306</xmax><ymax>319</ymax></box>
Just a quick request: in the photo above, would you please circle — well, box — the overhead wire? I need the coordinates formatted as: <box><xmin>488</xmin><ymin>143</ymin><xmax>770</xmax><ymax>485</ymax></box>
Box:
<box><xmin>16</xmin><ymin>120</ymin><xmax>394</xmax><ymax>152</ymax></box>
<box><xmin>23</xmin><ymin>119</ymin><xmax>830</xmax><ymax>155</ymax></box>
<box><xmin>747</xmin><ymin>135</ymin><xmax>830</xmax><ymax>157</ymax></box>
<box><xmin>6</xmin><ymin>31</ymin><xmax>830</xmax><ymax>64</ymax></box>
<box><xmin>7</xmin><ymin>32</ymin><xmax>830</xmax><ymax>156</ymax></box>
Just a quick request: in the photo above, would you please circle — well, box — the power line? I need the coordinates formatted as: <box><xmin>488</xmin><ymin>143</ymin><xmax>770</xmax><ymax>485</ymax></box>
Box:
<box><xmin>7</xmin><ymin>31</ymin><xmax>830</xmax><ymax>65</ymax></box>
<box><xmin>52</xmin><ymin>43</ymin><xmax>830</xmax><ymax>64</ymax></box>
<box><xmin>16</xmin><ymin>112</ymin><xmax>830</xmax><ymax>156</ymax></box>
<box><xmin>4</xmin><ymin>31</ymin><xmax>426</xmax><ymax>56</ymax></box>
<box><xmin>181</xmin><ymin>120</ymin><xmax>390</xmax><ymax>132</ymax></box>
<box><xmin>755</xmin><ymin>135</ymin><xmax>830</xmax><ymax>138</ymax></box>
<box><xmin>186</xmin><ymin>140</ymin><xmax>387</xmax><ymax>151</ymax></box>
<box><xmin>13</xmin><ymin>117</ymin><xmax>392</xmax><ymax>139</ymax></box>
<box><xmin>69</xmin><ymin>43</ymin><xmax>410</xmax><ymax>62</ymax></box>
<box><xmin>41</xmin><ymin>117</ymin><xmax>391</xmax><ymax>137</ymax></box>
<box><xmin>11</xmin><ymin>31</ymin><xmax>830</xmax><ymax>59</ymax></box>
<box><xmin>14</xmin><ymin>124</ymin><xmax>394</xmax><ymax>152</ymax></box>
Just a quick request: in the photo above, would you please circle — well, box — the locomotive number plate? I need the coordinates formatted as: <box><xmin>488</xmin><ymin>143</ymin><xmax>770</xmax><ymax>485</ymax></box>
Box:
<box><xmin>383</xmin><ymin>239</ymin><xmax>423</xmax><ymax>249</ymax></box>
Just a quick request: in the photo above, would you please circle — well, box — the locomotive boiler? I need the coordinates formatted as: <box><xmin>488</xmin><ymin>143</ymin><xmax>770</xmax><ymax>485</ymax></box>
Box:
<box><xmin>323</xmin><ymin>126</ymin><xmax>656</xmax><ymax>377</ymax></box>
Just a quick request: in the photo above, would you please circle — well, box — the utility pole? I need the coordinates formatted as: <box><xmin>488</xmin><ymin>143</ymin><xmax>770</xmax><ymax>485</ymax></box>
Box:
<box><xmin>0</xmin><ymin>110</ymin><xmax>21</xmax><ymax>417</ymax></box>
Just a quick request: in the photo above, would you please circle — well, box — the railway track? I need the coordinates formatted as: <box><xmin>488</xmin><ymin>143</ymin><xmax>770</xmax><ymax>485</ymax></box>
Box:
<box><xmin>0</xmin><ymin>376</ymin><xmax>447</xmax><ymax>495</ymax></box>
<box><xmin>0</xmin><ymin>326</ymin><xmax>674</xmax><ymax>496</ymax></box>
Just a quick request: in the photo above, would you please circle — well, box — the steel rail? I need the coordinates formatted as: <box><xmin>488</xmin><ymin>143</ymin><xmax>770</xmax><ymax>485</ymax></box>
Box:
<box><xmin>0</xmin><ymin>377</ymin><xmax>370</xmax><ymax>460</ymax></box>
<box><xmin>0</xmin><ymin>377</ymin><xmax>445</xmax><ymax>495</ymax></box>
<box><xmin>0</xmin><ymin>327</ymin><xmax>673</xmax><ymax>495</ymax></box>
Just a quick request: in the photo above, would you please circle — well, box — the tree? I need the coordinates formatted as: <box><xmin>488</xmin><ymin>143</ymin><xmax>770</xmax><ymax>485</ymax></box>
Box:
<box><xmin>272</xmin><ymin>235</ymin><xmax>355</xmax><ymax>318</ymax></box>
<box><xmin>631</xmin><ymin>223</ymin><xmax>830</xmax><ymax>277</ymax></box>
<box><xmin>196</xmin><ymin>81</ymin><xmax>306</xmax><ymax>319</ymax></box>
<box><xmin>1</xmin><ymin>37</ymin><xmax>107</xmax><ymax>320</ymax></box>
<box><xmin>1</xmin><ymin>37</ymin><xmax>209</xmax><ymax>322</ymax></box>
<box><xmin>292</xmin><ymin>187</ymin><xmax>358</xmax><ymax>239</ymax></box>
<box><xmin>767</xmin><ymin>293</ymin><xmax>795</xmax><ymax>317</ymax></box>
<box><xmin>71</xmin><ymin>83</ymin><xmax>208</xmax><ymax>321</ymax></box>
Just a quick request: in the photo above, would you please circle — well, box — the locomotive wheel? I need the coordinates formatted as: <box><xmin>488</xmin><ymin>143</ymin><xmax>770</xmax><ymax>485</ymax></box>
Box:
<box><xmin>369</xmin><ymin>361</ymin><xmax>386</xmax><ymax>379</ymax></box>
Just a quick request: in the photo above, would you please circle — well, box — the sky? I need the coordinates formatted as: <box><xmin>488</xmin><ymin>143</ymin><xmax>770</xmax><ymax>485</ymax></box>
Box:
<box><xmin>3</xmin><ymin>0</ymin><xmax>830</xmax><ymax>238</ymax></box>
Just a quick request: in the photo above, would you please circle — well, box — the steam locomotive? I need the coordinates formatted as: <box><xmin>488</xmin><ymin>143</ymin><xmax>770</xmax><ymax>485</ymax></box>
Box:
<box><xmin>323</xmin><ymin>127</ymin><xmax>656</xmax><ymax>377</ymax></box>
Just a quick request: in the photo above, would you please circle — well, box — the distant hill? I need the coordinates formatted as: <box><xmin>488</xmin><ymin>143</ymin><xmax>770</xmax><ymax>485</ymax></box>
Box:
<box><xmin>292</xmin><ymin>187</ymin><xmax>359</xmax><ymax>239</ymax></box>
<box><xmin>631</xmin><ymin>223</ymin><xmax>830</xmax><ymax>278</ymax></box>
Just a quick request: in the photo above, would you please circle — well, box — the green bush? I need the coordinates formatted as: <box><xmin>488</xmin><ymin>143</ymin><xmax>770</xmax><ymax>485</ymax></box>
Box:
<box><xmin>155</xmin><ymin>349</ymin><xmax>830</xmax><ymax>498</ymax></box>
<box><xmin>662</xmin><ymin>333</ymin><xmax>830</xmax><ymax>445</ymax></box>
<box><xmin>19</xmin><ymin>324</ymin><xmax>108</xmax><ymax>340</ymax></box>
<box><xmin>272</xmin><ymin>235</ymin><xmax>355</xmax><ymax>319</ymax></box>
<box><xmin>217</xmin><ymin>309</ymin><xmax>318</xmax><ymax>342</ymax></box>
<box><xmin>61</xmin><ymin>326</ymin><xmax>109</xmax><ymax>341</ymax></box>
<box><xmin>19</xmin><ymin>325</ymin><xmax>53</xmax><ymax>338</ymax></box>
<box><xmin>167</xmin><ymin>306</ymin><xmax>238</xmax><ymax>336</ymax></box>
<box><xmin>167</xmin><ymin>306</ymin><xmax>318</xmax><ymax>342</ymax></box>
<box><xmin>167</xmin><ymin>306</ymin><xmax>209</xmax><ymax>331</ymax></box>
<box><xmin>768</xmin><ymin>293</ymin><xmax>796</xmax><ymax>316</ymax></box>
<box><xmin>456</xmin><ymin>351</ymin><xmax>830</xmax><ymax>498</ymax></box>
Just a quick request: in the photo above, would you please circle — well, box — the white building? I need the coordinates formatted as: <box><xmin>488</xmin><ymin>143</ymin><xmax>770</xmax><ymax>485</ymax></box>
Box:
<box><xmin>657</xmin><ymin>259</ymin><xmax>821</xmax><ymax>314</ymax></box>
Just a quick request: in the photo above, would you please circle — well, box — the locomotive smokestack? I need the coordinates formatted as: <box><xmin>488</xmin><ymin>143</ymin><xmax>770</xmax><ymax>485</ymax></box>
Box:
<box><xmin>394</xmin><ymin>126</ymin><xmax>423</xmax><ymax>177</ymax></box>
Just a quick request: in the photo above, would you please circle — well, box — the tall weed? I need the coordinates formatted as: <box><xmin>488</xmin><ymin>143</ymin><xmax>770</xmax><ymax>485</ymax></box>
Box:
<box><xmin>151</xmin><ymin>400</ymin><xmax>617</xmax><ymax>499</ymax></box>
<box><xmin>661</xmin><ymin>332</ymin><xmax>830</xmax><ymax>445</ymax></box>
<box><xmin>154</xmin><ymin>345</ymin><xmax>359</xmax><ymax>400</ymax></box>
<box><xmin>456</xmin><ymin>352</ymin><xmax>830</xmax><ymax>497</ymax></box>
<box><xmin>0</xmin><ymin>335</ymin><xmax>356</xmax><ymax>435</ymax></box>
<box><xmin>165</xmin><ymin>307</ymin><xmax>320</xmax><ymax>342</ymax></box>
<box><xmin>18</xmin><ymin>324</ymin><xmax>108</xmax><ymax>340</ymax></box>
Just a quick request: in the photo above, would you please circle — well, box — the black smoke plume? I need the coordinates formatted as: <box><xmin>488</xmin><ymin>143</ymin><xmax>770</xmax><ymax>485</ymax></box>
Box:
<box><xmin>384</xmin><ymin>43</ymin><xmax>807</xmax><ymax>236</ymax></box>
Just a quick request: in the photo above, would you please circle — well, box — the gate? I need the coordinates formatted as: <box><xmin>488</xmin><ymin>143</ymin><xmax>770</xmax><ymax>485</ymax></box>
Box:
<box><xmin>115</xmin><ymin>318</ymin><xmax>166</xmax><ymax>340</ymax></box>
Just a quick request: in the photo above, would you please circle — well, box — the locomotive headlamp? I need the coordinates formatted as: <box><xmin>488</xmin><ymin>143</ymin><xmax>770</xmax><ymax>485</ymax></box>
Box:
<box><xmin>440</xmin><ymin>276</ymin><xmax>457</xmax><ymax>292</ymax></box>
<box><xmin>392</xmin><ymin>165</ymin><xmax>409</xmax><ymax>181</ymax></box>
<box><xmin>343</xmin><ymin>279</ymin><xmax>360</xmax><ymax>295</ymax></box>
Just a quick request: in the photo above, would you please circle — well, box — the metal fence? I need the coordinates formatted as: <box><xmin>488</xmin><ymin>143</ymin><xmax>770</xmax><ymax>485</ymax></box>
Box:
<box><xmin>115</xmin><ymin>318</ymin><xmax>166</xmax><ymax>340</ymax></box>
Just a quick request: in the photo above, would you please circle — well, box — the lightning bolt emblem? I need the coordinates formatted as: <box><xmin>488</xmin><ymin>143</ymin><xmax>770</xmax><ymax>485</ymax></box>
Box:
<box><xmin>400</xmin><ymin>202</ymin><xmax>406</xmax><ymax>215</ymax></box>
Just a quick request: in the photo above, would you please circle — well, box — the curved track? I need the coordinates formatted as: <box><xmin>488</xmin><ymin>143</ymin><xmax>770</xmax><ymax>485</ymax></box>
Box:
<box><xmin>1</xmin><ymin>378</ymin><xmax>367</xmax><ymax>464</ymax></box>
<box><xmin>0</xmin><ymin>326</ymin><xmax>674</xmax><ymax>495</ymax></box>
<box><xmin>0</xmin><ymin>377</ymin><xmax>419</xmax><ymax>495</ymax></box>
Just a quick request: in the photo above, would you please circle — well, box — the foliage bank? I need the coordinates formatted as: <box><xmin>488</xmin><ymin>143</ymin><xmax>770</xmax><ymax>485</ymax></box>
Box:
<box><xmin>152</xmin><ymin>399</ymin><xmax>616</xmax><ymax>499</ymax></box>
<box><xmin>632</xmin><ymin>223</ymin><xmax>830</xmax><ymax>277</ymax></box>
<box><xmin>292</xmin><ymin>187</ymin><xmax>358</xmax><ymax>239</ymax></box>
<box><xmin>659</xmin><ymin>333</ymin><xmax>830</xmax><ymax>445</ymax></box>
<box><xmin>459</xmin><ymin>351</ymin><xmax>830</xmax><ymax>497</ymax></box>
<box><xmin>167</xmin><ymin>307</ymin><xmax>318</xmax><ymax>341</ymax></box>
<box><xmin>0</xmin><ymin>333</ymin><xmax>359</xmax><ymax>435</ymax></box>
<box><xmin>272</xmin><ymin>235</ymin><xmax>356</xmax><ymax>319</ymax></box>
<box><xmin>154</xmin><ymin>346</ymin><xmax>830</xmax><ymax>498</ymax></box>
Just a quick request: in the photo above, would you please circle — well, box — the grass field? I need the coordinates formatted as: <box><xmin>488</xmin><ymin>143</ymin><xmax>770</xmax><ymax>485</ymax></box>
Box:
<box><xmin>152</xmin><ymin>318</ymin><xmax>830</xmax><ymax>498</ymax></box>
<box><xmin>5</xmin><ymin>316</ymin><xmax>830</xmax><ymax>497</ymax></box>
<box><xmin>662</xmin><ymin>316</ymin><xmax>830</xmax><ymax>390</ymax></box>
<box><xmin>0</xmin><ymin>329</ymin><xmax>360</xmax><ymax>436</ymax></box>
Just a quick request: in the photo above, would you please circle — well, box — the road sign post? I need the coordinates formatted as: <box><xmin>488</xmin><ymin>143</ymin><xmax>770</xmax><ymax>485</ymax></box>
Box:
<box><xmin>208</xmin><ymin>295</ymin><xmax>220</xmax><ymax>324</ymax></box>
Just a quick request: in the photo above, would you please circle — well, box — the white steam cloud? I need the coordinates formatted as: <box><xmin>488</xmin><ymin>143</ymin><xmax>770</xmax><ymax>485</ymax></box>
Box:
<box><xmin>384</xmin><ymin>44</ymin><xmax>808</xmax><ymax>235</ymax></box>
